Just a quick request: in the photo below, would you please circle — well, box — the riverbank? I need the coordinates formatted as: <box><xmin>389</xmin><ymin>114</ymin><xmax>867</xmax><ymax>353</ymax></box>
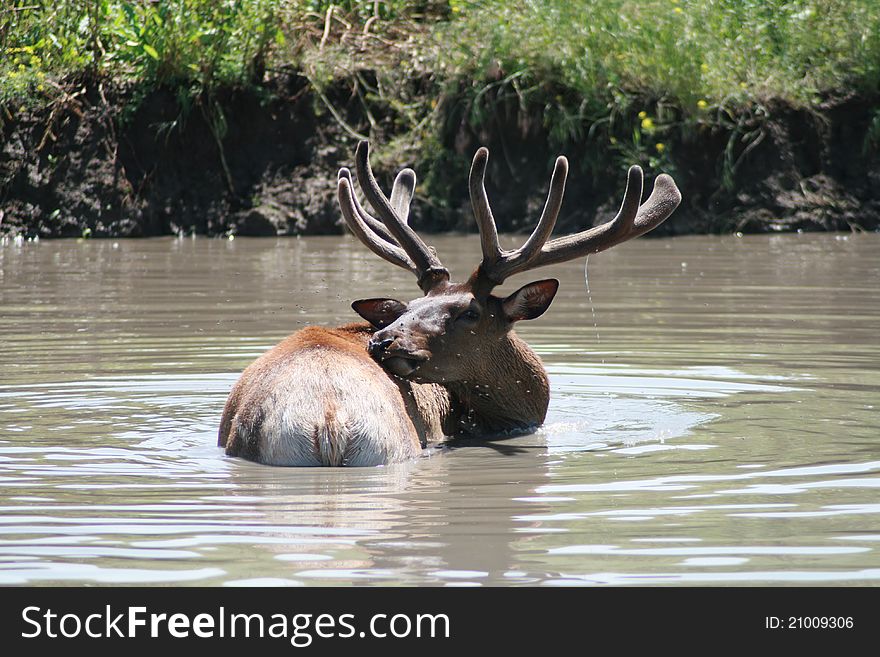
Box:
<box><xmin>2</xmin><ymin>1</ymin><xmax>878</xmax><ymax>238</ymax></box>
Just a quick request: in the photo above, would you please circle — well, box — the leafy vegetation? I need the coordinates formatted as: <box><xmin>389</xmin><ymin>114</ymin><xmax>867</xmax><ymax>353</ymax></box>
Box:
<box><xmin>430</xmin><ymin>1</ymin><xmax>878</xmax><ymax>175</ymax></box>
<box><xmin>1</xmin><ymin>1</ymin><xmax>285</xmax><ymax>104</ymax></box>
<box><xmin>2</xmin><ymin>1</ymin><xmax>878</xmax><ymax>190</ymax></box>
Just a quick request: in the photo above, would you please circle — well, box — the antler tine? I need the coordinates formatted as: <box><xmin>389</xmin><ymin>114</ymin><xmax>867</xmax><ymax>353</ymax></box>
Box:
<box><xmin>339</xmin><ymin>166</ymin><xmax>419</xmax><ymax>244</ymax></box>
<box><xmin>337</xmin><ymin>169</ymin><xmax>417</xmax><ymax>275</ymax></box>
<box><xmin>480</xmin><ymin>154</ymin><xmax>569</xmax><ymax>284</ymax></box>
<box><xmin>632</xmin><ymin>173</ymin><xmax>680</xmax><ymax>231</ymax></box>
<box><xmin>469</xmin><ymin>147</ymin><xmax>501</xmax><ymax>269</ymax></box>
<box><xmin>473</xmin><ymin>160</ymin><xmax>680</xmax><ymax>286</ymax></box>
<box><xmin>523</xmin><ymin>165</ymin><xmax>680</xmax><ymax>271</ymax></box>
<box><xmin>355</xmin><ymin>141</ymin><xmax>449</xmax><ymax>291</ymax></box>
<box><xmin>516</xmin><ymin>155</ymin><xmax>569</xmax><ymax>260</ymax></box>
<box><xmin>390</xmin><ymin>168</ymin><xmax>416</xmax><ymax>224</ymax></box>
<box><xmin>338</xmin><ymin>167</ymin><xmax>397</xmax><ymax>245</ymax></box>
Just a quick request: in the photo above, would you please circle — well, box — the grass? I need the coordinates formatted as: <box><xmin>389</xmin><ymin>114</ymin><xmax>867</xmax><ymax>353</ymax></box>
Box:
<box><xmin>1</xmin><ymin>1</ymin><xmax>285</xmax><ymax>104</ymax></box>
<box><xmin>442</xmin><ymin>0</ymin><xmax>880</xmax><ymax>106</ymax></box>
<box><xmin>423</xmin><ymin>0</ymin><xmax>880</xmax><ymax>182</ymax></box>
<box><xmin>2</xmin><ymin>1</ymin><xmax>878</xmax><ymax>188</ymax></box>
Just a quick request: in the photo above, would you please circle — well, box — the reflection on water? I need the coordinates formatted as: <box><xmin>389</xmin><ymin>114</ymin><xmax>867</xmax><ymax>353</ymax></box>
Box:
<box><xmin>0</xmin><ymin>233</ymin><xmax>878</xmax><ymax>585</ymax></box>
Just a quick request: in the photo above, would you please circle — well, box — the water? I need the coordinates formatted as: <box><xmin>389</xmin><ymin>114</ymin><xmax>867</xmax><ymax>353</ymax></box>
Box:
<box><xmin>1</xmin><ymin>232</ymin><xmax>878</xmax><ymax>586</ymax></box>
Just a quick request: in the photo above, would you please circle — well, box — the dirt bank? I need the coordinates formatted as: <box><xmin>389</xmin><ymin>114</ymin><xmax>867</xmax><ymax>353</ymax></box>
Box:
<box><xmin>1</xmin><ymin>77</ymin><xmax>878</xmax><ymax>239</ymax></box>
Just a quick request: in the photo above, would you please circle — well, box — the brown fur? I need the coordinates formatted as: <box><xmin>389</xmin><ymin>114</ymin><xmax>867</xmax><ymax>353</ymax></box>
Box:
<box><xmin>218</xmin><ymin>272</ymin><xmax>559</xmax><ymax>466</ymax></box>
<box><xmin>218</xmin><ymin>323</ymin><xmax>460</xmax><ymax>466</ymax></box>
<box><xmin>219</xmin><ymin>324</ymin><xmax>377</xmax><ymax>453</ymax></box>
<box><xmin>353</xmin><ymin>277</ymin><xmax>557</xmax><ymax>436</ymax></box>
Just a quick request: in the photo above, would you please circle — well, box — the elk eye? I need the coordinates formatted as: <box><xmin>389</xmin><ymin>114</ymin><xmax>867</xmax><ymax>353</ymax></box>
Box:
<box><xmin>457</xmin><ymin>309</ymin><xmax>480</xmax><ymax>323</ymax></box>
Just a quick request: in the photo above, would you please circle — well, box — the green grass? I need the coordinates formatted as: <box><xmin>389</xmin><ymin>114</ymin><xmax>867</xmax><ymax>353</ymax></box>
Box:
<box><xmin>440</xmin><ymin>0</ymin><xmax>880</xmax><ymax>107</ymax></box>
<box><xmin>421</xmin><ymin>0</ymin><xmax>880</xmax><ymax>180</ymax></box>
<box><xmin>2</xmin><ymin>1</ymin><xmax>878</xmax><ymax>182</ymax></box>
<box><xmin>1</xmin><ymin>0</ymin><xmax>285</xmax><ymax>108</ymax></box>
<box><xmin>4</xmin><ymin>1</ymin><xmax>877</xmax><ymax>104</ymax></box>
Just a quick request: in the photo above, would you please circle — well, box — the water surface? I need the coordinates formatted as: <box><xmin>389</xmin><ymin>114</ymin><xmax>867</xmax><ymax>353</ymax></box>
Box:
<box><xmin>1</xmin><ymin>232</ymin><xmax>878</xmax><ymax>585</ymax></box>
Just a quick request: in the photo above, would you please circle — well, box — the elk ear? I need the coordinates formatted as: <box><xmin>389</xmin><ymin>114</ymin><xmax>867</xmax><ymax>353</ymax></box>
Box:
<box><xmin>501</xmin><ymin>279</ymin><xmax>559</xmax><ymax>323</ymax></box>
<box><xmin>351</xmin><ymin>298</ymin><xmax>407</xmax><ymax>329</ymax></box>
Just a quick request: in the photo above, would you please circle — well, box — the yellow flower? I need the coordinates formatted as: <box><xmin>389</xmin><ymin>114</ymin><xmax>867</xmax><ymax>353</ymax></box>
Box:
<box><xmin>638</xmin><ymin>110</ymin><xmax>647</xmax><ymax>119</ymax></box>
<box><xmin>739</xmin><ymin>81</ymin><xmax>748</xmax><ymax>89</ymax></box>
<box><xmin>700</xmin><ymin>63</ymin><xmax>709</xmax><ymax>73</ymax></box>
<box><xmin>641</xmin><ymin>117</ymin><xmax>655</xmax><ymax>131</ymax></box>
<box><xmin>655</xmin><ymin>143</ymin><xmax>665</xmax><ymax>153</ymax></box>
<box><xmin>697</xmin><ymin>99</ymin><xmax>708</xmax><ymax>109</ymax></box>
<box><xmin>674</xmin><ymin>6</ymin><xmax>683</xmax><ymax>13</ymax></box>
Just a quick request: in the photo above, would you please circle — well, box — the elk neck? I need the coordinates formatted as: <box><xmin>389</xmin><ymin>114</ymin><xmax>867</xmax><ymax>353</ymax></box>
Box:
<box><xmin>446</xmin><ymin>330</ymin><xmax>550</xmax><ymax>434</ymax></box>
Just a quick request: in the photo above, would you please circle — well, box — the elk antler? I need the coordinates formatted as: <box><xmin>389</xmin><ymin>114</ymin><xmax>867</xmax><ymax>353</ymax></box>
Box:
<box><xmin>337</xmin><ymin>141</ymin><xmax>450</xmax><ymax>292</ymax></box>
<box><xmin>470</xmin><ymin>147</ymin><xmax>569</xmax><ymax>285</ymax></box>
<box><xmin>471</xmin><ymin>148</ymin><xmax>681</xmax><ymax>290</ymax></box>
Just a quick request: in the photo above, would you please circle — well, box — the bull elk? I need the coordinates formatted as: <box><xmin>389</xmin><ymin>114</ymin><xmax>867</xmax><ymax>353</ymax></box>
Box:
<box><xmin>218</xmin><ymin>141</ymin><xmax>681</xmax><ymax>466</ymax></box>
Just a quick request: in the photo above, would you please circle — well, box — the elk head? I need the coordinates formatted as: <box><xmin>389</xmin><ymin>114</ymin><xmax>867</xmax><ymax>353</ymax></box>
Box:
<box><xmin>337</xmin><ymin>141</ymin><xmax>681</xmax><ymax>384</ymax></box>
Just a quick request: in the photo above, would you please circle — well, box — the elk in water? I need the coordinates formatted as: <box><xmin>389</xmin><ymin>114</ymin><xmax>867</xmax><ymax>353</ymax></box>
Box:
<box><xmin>218</xmin><ymin>141</ymin><xmax>681</xmax><ymax>466</ymax></box>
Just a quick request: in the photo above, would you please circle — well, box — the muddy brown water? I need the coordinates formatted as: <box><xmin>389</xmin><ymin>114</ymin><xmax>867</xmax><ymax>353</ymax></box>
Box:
<box><xmin>0</xmin><ymin>233</ymin><xmax>878</xmax><ymax>586</ymax></box>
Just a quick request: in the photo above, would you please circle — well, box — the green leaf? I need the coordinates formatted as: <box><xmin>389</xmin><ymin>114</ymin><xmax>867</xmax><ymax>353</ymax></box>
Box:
<box><xmin>143</xmin><ymin>44</ymin><xmax>159</xmax><ymax>60</ymax></box>
<box><xmin>122</xmin><ymin>3</ymin><xmax>137</xmax><ymax>28</ymax></box>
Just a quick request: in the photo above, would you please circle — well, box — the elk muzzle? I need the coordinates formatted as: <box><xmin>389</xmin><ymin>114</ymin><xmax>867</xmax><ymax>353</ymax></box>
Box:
<box><xmin>367</xmin><ymin>334</ymin><xmax>429</xmax><ymax>378</ymax></box>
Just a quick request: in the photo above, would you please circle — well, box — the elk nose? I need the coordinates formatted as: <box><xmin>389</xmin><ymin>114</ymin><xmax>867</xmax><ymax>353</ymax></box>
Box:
<box><xmin>368</xmin><ymin>337</ymin><xmax>394</xmax><ymax>358</ymax></box>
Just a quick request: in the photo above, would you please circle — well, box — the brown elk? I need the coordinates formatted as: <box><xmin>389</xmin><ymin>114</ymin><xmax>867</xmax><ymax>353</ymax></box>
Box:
<box><xmin>218</xmin><ymin>141</ymin><xmax>681</xmax><ymax>466</ymax></box>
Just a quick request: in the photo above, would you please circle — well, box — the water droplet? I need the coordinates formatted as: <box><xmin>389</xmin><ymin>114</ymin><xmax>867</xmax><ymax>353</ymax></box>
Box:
<box><xmin>584</xmin><ymin>256</ymin><xmax>601</xmax><ymax>356</ymax></box>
